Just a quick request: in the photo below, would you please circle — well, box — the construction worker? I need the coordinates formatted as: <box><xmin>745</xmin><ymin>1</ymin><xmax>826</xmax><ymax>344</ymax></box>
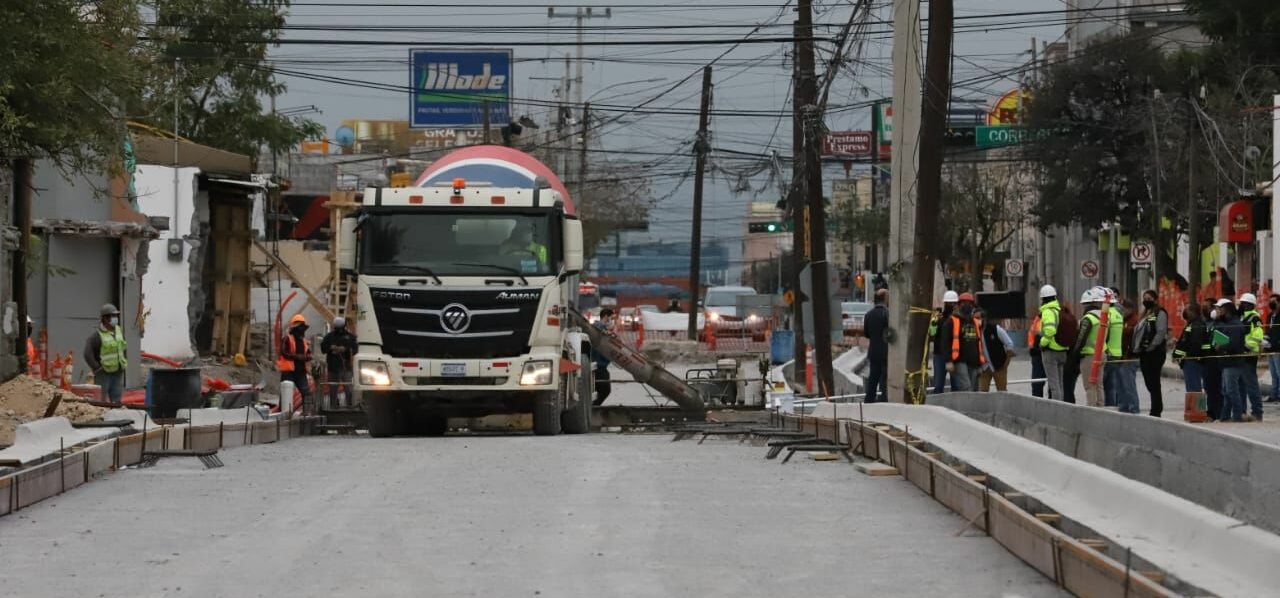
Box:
<box><xmin>1172</xmin><ymin>303</ymin><xmax>1210</xmax><ymax>394</ymax></box>
<box><xmin>278</xmin><ymin>314</ymin><xmax>313</xmax><ymax>410</ymax></box>
<box><xmin>591</xmin><ymin>308</ymin><xmax>616</xmax><ymax>406</ymax></box>
<box><xmin>929</xmin><ymin>290</ymin><xmax>959</xmax><ymax>394</ymax></box>
<box><xmin>1214</xmin><ymin>300</ymin><xmax>1251</xmax><ymax>422</ymax></box>
<box><xmin>863</xmin><ymin>288</ymin><xmax>890</xmax><ymax>403</ymax></box>
<box><xmin>939</xmin><ymin>292</ymin><xmax>984</xmax><ymax>392</ymax></box>
<box><xmin>977</xmin><ymin>307</ymin><xmax>1014</xmax><ymax>392</ymax></box>
<box><xmin>1071</xmin><ymin>288</ymin><xmax>1106</xmax><ymax>407</ymax></box>
<box><xmin>1238</xmin><ymin>293</ymin><xmax>1265</xmax><ymax>420</ymax></box>
<box><xmin>1267</xmin><ymin>294</ymin><xmax>1280</xmax><ymax>403</ymax></box>
<box><xmin>1102</xmin><ymin>290</ymin><xmax>1126</xmax><ymax>409</ymax></box>
<box><xmin>320</xmin><ymin>317</ymin><xmax>358</xmax><ymax>409</ymax></box>
<box><xmin>501</xmin><ymin>222</ymin><xmax>548</xmax><ymax>268</ymax></box>
<box><xmin>1037</xmin><ymin>285</ymin><xmax>1072</xmax><ymax>402</ymax></box>
<box><xmin>1027</xmin><ymin>312</ymin><xmax>1045</xmax><ymax>397</ymax></box>
<box><xmin>1203</xmin><ymin>299</ymin><xmax>1229</xmax><ymax>420</ymax></box>
<box><xmin>1133</xmin><ymin>290</ymin><xmax>1169</xmax><ymax>417</ymax></box>
<box><xmin>83</xmin><ymin>304</ymin><xmax>127</xmax><ymax>403</ymax></box>
<box><xmin>25</xmin><ymin>316</ymin><xmax>37</xmax><ymax>375</ymax></box>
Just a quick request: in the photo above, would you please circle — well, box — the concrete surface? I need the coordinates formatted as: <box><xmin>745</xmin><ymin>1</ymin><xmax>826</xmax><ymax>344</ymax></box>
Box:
<box><xmin>930</xmin><ymin>392</ymin><xmax>1280</xmax><ymax>535</ymax></box>
<box><xmin>817</xmin><ymin>402</ymin><xmax>1280</xmax><ymax>598</ymax></box>
<box><xmin>0</xmin><ymin>417</ymin><xmax>115</xmax><ymax>466</ymax></box>
<box><xmin>0</xmin><ymin>435</ymin><xmax>1063</xmax><ymax>597</ymax></box>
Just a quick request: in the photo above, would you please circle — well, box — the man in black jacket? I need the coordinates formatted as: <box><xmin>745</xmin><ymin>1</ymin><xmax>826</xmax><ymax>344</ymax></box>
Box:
<box><xmin>320</xmin><ymin>317</ymin><xmax>358</xmax><ymax>409</ymax></box>
<box><xmin>863</xmin><ymin>289</ymin><xmax>890</xmax><ymax>403</ymax></box>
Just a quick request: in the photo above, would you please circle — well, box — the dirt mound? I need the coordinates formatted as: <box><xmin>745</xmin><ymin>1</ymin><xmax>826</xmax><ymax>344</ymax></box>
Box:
<box><xmin>0</xmin><ymin>375</ymin><xmax>108</xmax><ymax>446</ymax></box>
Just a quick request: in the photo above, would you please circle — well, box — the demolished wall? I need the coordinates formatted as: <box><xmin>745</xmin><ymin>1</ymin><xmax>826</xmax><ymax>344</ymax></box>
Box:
<box><xmin>134</xmin><ymin>165</ymin><xmax>201</xmax><ymax>360</ymax></box>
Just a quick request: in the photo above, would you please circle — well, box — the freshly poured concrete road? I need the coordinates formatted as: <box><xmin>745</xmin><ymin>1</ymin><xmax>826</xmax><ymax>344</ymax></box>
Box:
<box><xmin>0</xmin><ymin>435</ymin><xmax>1063</xmax><ymax>597</ymax></box>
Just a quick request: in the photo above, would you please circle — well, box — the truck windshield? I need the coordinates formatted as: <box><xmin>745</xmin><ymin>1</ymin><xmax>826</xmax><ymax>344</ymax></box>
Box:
<box><xmin>361</xmin><ymin>210</ymin><xmax>558</xmax><ymax>277</ymax></box>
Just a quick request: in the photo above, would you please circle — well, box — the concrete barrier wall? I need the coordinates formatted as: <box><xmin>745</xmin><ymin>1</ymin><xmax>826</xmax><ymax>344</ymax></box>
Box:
<box><xmin>929</xmin><ymin>392</ymin><xmax>1280</xmax><ymax>536</ymax></box>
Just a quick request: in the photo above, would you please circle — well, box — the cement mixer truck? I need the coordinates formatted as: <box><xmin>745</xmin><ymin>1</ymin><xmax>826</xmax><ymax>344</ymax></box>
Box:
<box><xmin>338</xmin><ymin>146</ymin><xmax>593</xmax><ymax>437</ymax></box>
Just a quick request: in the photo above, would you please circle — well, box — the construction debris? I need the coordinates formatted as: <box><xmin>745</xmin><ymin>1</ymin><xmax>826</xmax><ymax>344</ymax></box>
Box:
<box><xmin>0</xmin><ymin>375</ymin><xmax>108</xmax><ymax>446</ymax></box>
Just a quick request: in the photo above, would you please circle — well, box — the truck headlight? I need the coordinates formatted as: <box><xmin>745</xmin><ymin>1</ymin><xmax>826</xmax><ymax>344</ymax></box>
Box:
<box><xmin>359</xmin><ymin>361</ymin><xmax>391</xmax><ymax>386</ymax></box>
<box><xmin>708</xmin><ymin>311</ymin><xmax>721</xmax><ymax>322</ymax></box>
<box><xmin>520</xmin><ymin>360</ymin><xmax>553</xmax><ymax>386</ymax></box>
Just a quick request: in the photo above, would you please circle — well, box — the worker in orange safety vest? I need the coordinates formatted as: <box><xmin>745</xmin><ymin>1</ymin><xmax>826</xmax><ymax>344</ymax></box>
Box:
<box><xmin>1028</xmin><ymin>314</ymin><xmax>1045</xmax><ymax>397</ymax></box>
<box><xmin>937</xmin><ymin>292</ymin><xmax>985</xmax><ymax>392</ymax></box>
<box><xmin>278</xmin><ymin>314</ymin><xmax>312</xmax><ymax>410</ymax></box>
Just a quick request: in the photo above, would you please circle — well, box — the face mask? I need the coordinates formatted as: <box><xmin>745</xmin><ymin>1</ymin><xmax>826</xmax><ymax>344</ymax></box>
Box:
<box><xmin>1142</xmin><ymin>299</ymin><xmax>1155</xmax><ymax>309</ymax></box>
<box><xmin>1210</xmin><ymin>309</ymin><xmax>1218</xmax><ymax>320</ymax></box>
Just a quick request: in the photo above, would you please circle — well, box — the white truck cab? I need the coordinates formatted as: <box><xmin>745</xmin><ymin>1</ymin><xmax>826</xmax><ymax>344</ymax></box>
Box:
<box><xmin>338</xmin><ymin>175</ymin><xmax>591</xmax><ymax>437</ymax></box>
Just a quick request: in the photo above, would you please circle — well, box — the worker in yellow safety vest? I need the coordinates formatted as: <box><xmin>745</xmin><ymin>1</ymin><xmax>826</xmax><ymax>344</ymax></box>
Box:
<box><xmin>501</xmin><ymin>222</ymin><xmax>549</xmax><ymax>268</ymax></box>
<box><xmin>83</xmin><ymin>304</ymin><xmax>127</xmax><ymax>403</ymax></box>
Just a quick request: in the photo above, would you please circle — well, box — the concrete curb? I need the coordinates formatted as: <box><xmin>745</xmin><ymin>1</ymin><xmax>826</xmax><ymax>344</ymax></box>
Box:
<box><xmin>809</xmin><ymin>402</ymin><xmax>1280</xmax><ymax>598</ymax></box>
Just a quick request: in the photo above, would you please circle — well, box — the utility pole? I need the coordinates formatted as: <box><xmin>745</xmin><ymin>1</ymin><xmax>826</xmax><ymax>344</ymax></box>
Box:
<box><xmin>579</xmin><ymin>102</ymin><xmax>589</xmax><ymax>206</ymax></box>
<box><xmin>562</xmin><ymin>56</ymin><xmax>572</xmax><ymax>177</ymax></box>
<box><xmin>13</xmin><ymin>159</ymin><xmax>32</xmax><ymax>373</ymax></box>
<box><xmin>686</xmin><ymin>66</ymin><xmax>713</xmax><ymax>340</ymax></box>
<box><xmin>796</xmin><ymin>0</ymin><xmax>834</xmax><ymax>395</ymax></box>
<box><xmin>869</xmin><ymin>101</ymin><xmax>881</xmax><ymax>273</ymax></box>
<box><xmin>1187</xmin><ymin>83</ymin><xmax>1201</xmax><ymax>300</ymax></box>
<box><xmin>886</xmin><ymin>0</ymin><xmax>924</xmax><ymax>403</ymax></box>
<box><xmin>790</xmin><ymin>21</ymin><xmax>808</xmax><ymax>382</ymax></box>
<box><xmin>906</xmin><ymin>0</ymin><xmax>954</xmax><ymax>403</ymax></box>
<box><xmin>548</xmin><ymin>6</ymin><xmax>612</xmax><ymax>109</ymax></box>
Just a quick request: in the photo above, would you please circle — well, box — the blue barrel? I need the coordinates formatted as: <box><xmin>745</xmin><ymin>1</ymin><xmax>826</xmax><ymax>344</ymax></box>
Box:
<box><xmin>770</xmin><ymin>330</ymin><xmax>796</xmax><ymax>364</ymax></box>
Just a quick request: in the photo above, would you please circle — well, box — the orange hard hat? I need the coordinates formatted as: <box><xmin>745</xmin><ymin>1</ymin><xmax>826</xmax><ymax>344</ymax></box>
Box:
<box><xmin>289</xmin><ymin>314</ymin><xmax>307</xmax><ymax>327</ymax></box>
<box><xmin>958</xmin><ymin>292</ymin><xmax>976</xmax><ymax>303</ymax></box>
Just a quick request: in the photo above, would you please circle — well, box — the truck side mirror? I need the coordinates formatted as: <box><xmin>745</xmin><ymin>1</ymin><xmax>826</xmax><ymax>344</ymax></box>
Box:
<box><xmin>563</xmin><ymin>218</ymin><xmax>583</xmax><ymax>274</ymax></box>
<box><xmin>338</xmin><ymin>217</ymin><xmax>358</xmax><ymax>272</ymax></box>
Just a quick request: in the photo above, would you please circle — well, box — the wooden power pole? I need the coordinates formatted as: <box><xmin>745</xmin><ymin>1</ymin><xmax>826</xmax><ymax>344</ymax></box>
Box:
<box><xmin>796</xmin><ymin>0</ymin><xmax>835</xmax><ymax>395</ymax></box>
<box><xmin>906</xmin><ymin>0</ymin><xmax>954</xmax><ymax>402</ymax></box>
<box><xmin>579</xmin><ymin>102</ymin><xmax>590</xmax><ymax>205</ymax></box>
<box><xmin>790</xmin><ymin>22</ymin><xmax>808</xmax><ymax>382</ymax></box>
<box><xmin>687</xmin><ymin>66</ymin><xmax>713</xmax><ymax>340</ymax></box>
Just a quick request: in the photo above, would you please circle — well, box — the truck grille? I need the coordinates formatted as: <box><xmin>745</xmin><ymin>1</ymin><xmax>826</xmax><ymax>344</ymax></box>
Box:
<box><xmin>369</xmin><ymin>287</ymin><xmax>544</xmax><ymax>359</ymax></box>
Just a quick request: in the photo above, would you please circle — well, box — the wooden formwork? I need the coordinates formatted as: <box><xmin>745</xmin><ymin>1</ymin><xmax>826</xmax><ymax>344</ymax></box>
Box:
<box><xmin>786</xmin><ymin>415</ymin><xmax>1176</xmax><ymax>598</ymax></box>
<box><xmin>0</xmin><ymin>417</ymin><xmax>322</xmax><ymax>522</ymax></box>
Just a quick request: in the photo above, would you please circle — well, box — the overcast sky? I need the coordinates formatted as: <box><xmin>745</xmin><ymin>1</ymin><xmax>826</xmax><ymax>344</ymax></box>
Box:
<box><xmin>271</xmin><ymin>0</ymin><xmax>1072</xmax><ymax>271</ymax></box>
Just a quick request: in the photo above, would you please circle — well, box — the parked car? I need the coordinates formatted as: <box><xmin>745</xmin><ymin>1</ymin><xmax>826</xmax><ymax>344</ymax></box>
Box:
<box><xmin>841</xmin><ymin>301</ymin><xmax>873</xmax><ymax>335</ymax></box>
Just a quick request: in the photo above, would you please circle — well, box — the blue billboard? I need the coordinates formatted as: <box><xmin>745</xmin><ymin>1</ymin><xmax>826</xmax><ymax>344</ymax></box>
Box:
<box><xmin>410</xmin><ymin>49</ymin><xmax>513</xmax><ymax>128</ymax></box>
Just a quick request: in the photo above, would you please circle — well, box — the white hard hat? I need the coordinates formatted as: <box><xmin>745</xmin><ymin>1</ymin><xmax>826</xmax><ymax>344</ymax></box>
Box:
<box><xmin>943</xmin><ymin>290</ymin><xmax>959</xmax><ymax>303</ymax></box>
<box><xmin>1080</xmin><ymin>289</ymin><xmax>1095</xmax><ymax>304</ymax></box>
<box><xmin>1240</xmin><ymin>293</ymin><xmax>1258</xmax><ymax>305</ymax></box>
<box><xmin>1038</xmin><ymin>285</ymin><xmax>1057</xmax><ymax>299</ymax></box>
<box><xmin>1216</xmin><ymin>298</ymin><xmax>1233</xmax><ymax>308</ymax></box>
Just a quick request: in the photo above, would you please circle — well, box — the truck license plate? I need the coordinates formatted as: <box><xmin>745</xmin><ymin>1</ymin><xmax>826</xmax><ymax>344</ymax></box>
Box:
<box><xmin>441</xmin><ymin>363</ymin><xmax>467</xmax><ymax>377</ymax></box>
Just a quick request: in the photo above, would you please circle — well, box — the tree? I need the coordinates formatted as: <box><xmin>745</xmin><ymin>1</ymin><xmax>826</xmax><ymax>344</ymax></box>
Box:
<box><xmin>0</xmin><ymin>0</ymin><xmax>145</xmax><ymax>173</ymax></box>
<box><xmin>140</xmin><ymin>0</ymin><xmax>321</xmax><ymax>160</ymax></box>
<box><xmin>1184</xmin><ymin>0</ymin><xmax>1280</xmax><ymax>64</ymax></box>
<box><xmin>939</xmin><ymin>164</ymin><xmax>1029</xmax><ymax>292</ymax></box>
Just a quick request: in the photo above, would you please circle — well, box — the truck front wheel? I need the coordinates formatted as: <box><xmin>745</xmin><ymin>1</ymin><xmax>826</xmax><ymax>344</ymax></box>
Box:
<box><xmin>365</xmin><ymin>394</ymin><xmax>398</xmax><ymax>438</ymax></box>
<box><xmin>561</xmin><ymin>373</ymin><xmax>592</xmax><ymax>434</ymax></box>
<box><xmin>533</xmin><ymin>392</ymin><xmax>562</xmax><ymax>436</ymax></box>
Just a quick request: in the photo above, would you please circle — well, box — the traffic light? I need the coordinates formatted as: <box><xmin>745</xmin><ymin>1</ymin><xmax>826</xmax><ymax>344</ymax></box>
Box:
<box><xmin>748</xmin><ymin>221</ymin><xmax>783</xmax><ymax>233</ymax></box>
